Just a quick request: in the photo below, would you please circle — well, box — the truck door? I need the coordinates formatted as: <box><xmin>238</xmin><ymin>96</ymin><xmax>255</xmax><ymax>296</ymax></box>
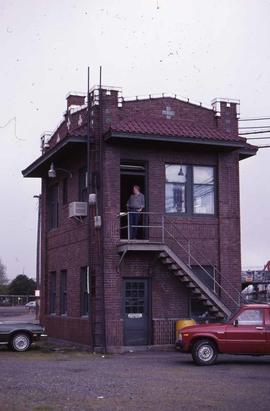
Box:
<box><xmin>224</xmin><ymin>308</ymin><xmax>266</xmax><ymax>354</ymax></box>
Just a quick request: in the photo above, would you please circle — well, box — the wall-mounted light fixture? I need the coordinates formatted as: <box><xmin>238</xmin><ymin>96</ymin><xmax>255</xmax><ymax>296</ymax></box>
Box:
<box><xmin>89</xmin><ymin>193</ymin><xmax>97</xmax><ymax>205</ymax></box>
<box><xmin>48</xmin><ymin>162</ymin><xmax>72</xmax><ymax>179</ymax></box>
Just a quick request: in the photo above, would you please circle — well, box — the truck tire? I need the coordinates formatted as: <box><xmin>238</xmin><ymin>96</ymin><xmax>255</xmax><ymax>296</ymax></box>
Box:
<box><xmin>192</xmin><ymin>339</ymin><xmax>218</xmax><ymax>366</ymax></box>
<box><xmin>10</xmin><ymin>333</ymin><xmax>31</xmax><ymax>352</ymax></box>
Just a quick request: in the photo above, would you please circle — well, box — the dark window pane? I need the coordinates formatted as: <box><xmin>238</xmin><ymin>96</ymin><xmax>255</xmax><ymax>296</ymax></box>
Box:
<box><xmin>60</xmin><ymin>270</ymin><xmax>67</xmax><ymax>314</ymax></box>
<box><xmin>62</xmin><ymin>178</ymin><xmax>68</xmax><ymax>205</ymax></box>
<box><xmin>47</xmin><ymin>184</ymin><xmax>59</xmax><ymax>230</ymax></box>
<box><xmin>50</xmin><ymin>272</ymin><xmax>56</xmax><ymax>314</ymax></box>
<box><xmin>80</xmin><ymin>267</ymin><xmax>89</xmax><ymax>316</ymax></box>
<box><xmin>79</xmin><ymin>167</ymin><xmax>87</xmax><ymax>202</ymax></box>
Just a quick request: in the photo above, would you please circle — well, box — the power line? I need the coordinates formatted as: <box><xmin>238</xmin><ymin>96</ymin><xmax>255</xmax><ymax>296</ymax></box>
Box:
<box><xmin>239</xmin><ymin>125</ymin><xmax>270</xmax><ymax>129</ymax></box>
<box><xmin>247</xmin><ymin>137</ymin><xmax>270</xmax><ymax>142</ymax></box>
<box><xmin>239</xmin><ymin>117</ymin><xmax>270</xmax><ymax>122</ymax></box>
<box><xmin>257</xmin><ymin>145</ymin><xmax>270</xmax><ymax>149</ymax></box>
<box><xmin>239</xmin><ymin>130</ymin><xmax>270</xmax><ymax>135</ymax></box>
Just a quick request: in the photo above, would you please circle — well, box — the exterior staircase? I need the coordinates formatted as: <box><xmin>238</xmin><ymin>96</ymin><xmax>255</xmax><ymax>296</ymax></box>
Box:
<box><xmin>158</xmin><ymin>246</ymin><xmax>230</xmax><ymax>319</ymax></box>
<box><xmin>117</xmin><ymin>242</ymin><xmax>232</xmax><ymax>320</ymax></box>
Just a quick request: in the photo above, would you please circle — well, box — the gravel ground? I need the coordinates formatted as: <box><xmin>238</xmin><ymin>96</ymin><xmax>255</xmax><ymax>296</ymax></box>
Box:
<box><xmin>0</xmin><ymin>346</ymin><xmax>270</xmax><ymax>411</ymax></box>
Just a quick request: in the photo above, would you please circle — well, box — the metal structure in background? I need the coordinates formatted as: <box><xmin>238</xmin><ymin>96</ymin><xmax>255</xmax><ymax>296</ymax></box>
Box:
<box><xmin>119</xmin><ymin>211</ymin><xmax>244</xmax><ymax>312</ymax></box>
<box><xmin>242</xmin><ymin>262</ymin><xmax>270</xmax><ymax>303</ymax></box>
<box><xmin>0</xmin><ymin>295</ymin><xmax>35</xmax><ymax>306</ymax></box>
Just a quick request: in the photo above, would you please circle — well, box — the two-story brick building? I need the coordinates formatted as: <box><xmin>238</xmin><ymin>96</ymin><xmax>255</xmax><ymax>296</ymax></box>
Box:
<box><xmin>22</xmin><ymin>85</ymin><xmax>257</xmax><ymax>352</ymax></box>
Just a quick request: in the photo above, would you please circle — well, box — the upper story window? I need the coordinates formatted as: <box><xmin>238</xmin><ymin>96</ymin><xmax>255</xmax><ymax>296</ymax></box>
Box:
<box><xmin>79</xmin><ymin>167</ymin><xmax>87</xmax><ymax>202</ymax></box>
<box><xmin>62</xmin><ymin>177</ymin><xmax>68</xmax><ymax>205</ymax></box>
<box><xmin>165</xmin><ymin>164</ymin><xmax>216</xmax><ymax>215</ymax></box>
<box><xmin>47</xmin><ymin>184</ymin><xmax>59</xmax><ymax>230</ymax></box>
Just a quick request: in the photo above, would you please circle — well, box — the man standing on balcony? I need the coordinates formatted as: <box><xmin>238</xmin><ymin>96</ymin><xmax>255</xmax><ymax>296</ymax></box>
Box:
<box><xmin>127</xmin><ymin>185</ymin><xmax>145</xmax><ymax>239</ymax></box>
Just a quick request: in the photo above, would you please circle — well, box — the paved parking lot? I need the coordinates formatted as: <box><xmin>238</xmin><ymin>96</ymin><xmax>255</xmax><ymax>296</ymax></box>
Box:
<box><xmin>0</xmin><ymin>346</ymin><xmax>269</xmax><ymax>411</ymax></box>
<box><xmin>0</xmin><ymin>306</ymin><xmax>35</xmax><ymax>323</ymax></box>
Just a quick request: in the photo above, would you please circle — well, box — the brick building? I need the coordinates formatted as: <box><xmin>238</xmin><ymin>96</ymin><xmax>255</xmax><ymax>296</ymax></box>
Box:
<box><xmin>22</xmin><ymin>86</ymin><xmax>257</xmax><ymax>352</ymax></box>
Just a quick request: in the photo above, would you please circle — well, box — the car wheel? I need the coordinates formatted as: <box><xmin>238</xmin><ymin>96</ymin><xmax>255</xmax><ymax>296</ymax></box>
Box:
<box><xmin>192</xmin><ymin>339</ymin><xmax>217</xmax><ymax>366</ymax></box>
<box><xmin>10</xmin><ymin>333</ymin><xmax>31</xmax><ymax>352</ymax></box>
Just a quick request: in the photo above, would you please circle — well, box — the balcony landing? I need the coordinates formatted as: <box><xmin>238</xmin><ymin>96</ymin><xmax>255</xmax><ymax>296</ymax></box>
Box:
<box><xmin>117</xmin><ymin>240</ymin><xmax>165</xmax><ymax>253</ymax></box>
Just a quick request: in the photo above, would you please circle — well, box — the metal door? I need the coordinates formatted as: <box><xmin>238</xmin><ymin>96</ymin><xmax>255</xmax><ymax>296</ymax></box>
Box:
<box><xmin>124</xmin><ymin>279</ymin><xmax>149</xmax><ymax>346</ymax></box>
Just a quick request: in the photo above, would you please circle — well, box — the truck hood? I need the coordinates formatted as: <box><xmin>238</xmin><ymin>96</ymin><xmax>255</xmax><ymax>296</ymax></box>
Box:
<box><xmin>181</xmin><ymin>323</ymin><xmax>226</xmax><ymax>333</ymax></box>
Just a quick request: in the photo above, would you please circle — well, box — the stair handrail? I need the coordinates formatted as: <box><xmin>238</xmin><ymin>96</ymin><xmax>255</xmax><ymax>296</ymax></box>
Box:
<box><xmin>117</xmin><ymin>211</ymin><xmax>244</xmax><ymax>309</ymax></box>
<box><xmin>164</xmin><ymin>226</ymin><xmax>241</xmax><ymax>309</ymax></box>
<box><xmin>163</xmin><ymin>216</ymin><xmax>244</xmax><ymax>307</ymax></box>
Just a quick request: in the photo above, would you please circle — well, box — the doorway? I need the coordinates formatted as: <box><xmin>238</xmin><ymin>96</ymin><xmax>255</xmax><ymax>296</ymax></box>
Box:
<box><xmin>120</xmin><ymin>162</ymin><xmax>147</xmax><ymax>239</ymax></box>
<box><xmin>123</xmin><ymin>278</ymin><xmax>150</xmax><ymax>346</ymax></box>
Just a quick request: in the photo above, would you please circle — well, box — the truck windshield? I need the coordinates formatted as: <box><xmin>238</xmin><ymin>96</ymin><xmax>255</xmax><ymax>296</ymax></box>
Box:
<box><xmin>224</xmin><ymin>309</ymin><xmax>238</xmax><ymax>323</ymax></box>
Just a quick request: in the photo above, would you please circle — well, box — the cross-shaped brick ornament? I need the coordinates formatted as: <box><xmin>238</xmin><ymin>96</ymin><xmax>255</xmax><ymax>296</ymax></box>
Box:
<box><xmin>162</xmin><ymin>106</ymin><xmax>175</xmax><ymax>119</ymax></box>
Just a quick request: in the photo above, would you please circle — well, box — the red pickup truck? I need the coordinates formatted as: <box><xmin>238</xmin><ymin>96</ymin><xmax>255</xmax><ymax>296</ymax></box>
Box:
<box><xmin>176</xmin><ymin>304</ymin><xmax>270</xmax><ymax>365</ymax></box>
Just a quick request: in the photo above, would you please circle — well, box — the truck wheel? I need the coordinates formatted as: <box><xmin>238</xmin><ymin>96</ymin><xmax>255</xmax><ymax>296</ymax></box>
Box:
<box><xmin>10</xmin><ymin>333</ymin><xmax>31</xmax><ymax>352</ymax></box>
<box><xmin>192</xmin><ymin>339</ymin><xmax>217</xmax><ymax>366</ymax></box>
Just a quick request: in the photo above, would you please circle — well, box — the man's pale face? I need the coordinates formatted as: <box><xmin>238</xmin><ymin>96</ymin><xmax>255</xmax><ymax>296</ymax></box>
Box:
<box><xmin>133</xmin><ymin>187</ymin><xmax>140</xmax><ymax>195</ymax></box>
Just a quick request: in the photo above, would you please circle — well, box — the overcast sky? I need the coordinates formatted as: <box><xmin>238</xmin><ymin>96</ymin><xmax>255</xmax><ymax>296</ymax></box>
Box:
<box><xmin>0</xmin><ymin>0</ymin><xmax>269</xmax><ymax>280</ymax></box>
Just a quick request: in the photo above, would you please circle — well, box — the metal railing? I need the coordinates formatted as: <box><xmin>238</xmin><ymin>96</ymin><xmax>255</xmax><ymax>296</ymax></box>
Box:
<box><xmin>119</xmin><ymin>211</ymin><xmax>244</xmax><ymax>310</ymax></box>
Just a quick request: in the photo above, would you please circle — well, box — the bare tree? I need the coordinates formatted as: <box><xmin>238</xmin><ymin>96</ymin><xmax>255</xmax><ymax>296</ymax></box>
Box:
<box><xmin>0</xmin><ymin>258</ymin><xmax>8</xmax><ymax>286</ymax></box>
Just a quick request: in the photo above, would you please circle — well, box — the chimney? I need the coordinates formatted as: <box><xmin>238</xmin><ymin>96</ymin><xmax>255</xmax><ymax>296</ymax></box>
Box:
<box><xmin>66</xmin><ymin>93</ymin><xmax>86</xmax><ymax>111</ymax></box>
<box><xmin>212</xmin><ymin>98</ymin><xmax>240</xmax><ymax>135</ymax></box>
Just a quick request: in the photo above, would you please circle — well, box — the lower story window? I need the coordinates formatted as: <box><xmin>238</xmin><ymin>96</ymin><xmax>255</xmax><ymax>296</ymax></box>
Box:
<box><xmin>80</xmin><ymin>267</ymin><xmax>89</xmax><ymax>316</ymax></box>
<box><xmin>60</xmin><ymin>270</ymin><xmax>67</xmax><ymax>315</ymax></box>
<box><xmin>50</xmin><ymin>272</ymin><xmax>56</xmax><ymax>314</ymax></box>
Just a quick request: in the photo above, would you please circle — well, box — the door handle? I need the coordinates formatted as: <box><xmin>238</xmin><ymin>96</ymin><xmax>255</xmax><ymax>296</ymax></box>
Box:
<box><xmin>256</xmin><ymin>327</ymin><xmax>264</xmax><ymax>330</ymax></box>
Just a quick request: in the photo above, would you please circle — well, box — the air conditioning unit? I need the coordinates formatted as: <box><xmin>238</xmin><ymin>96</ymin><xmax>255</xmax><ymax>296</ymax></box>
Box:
<box><xmin>69</xmin><ymin>202</ymin><xmax>88</xmax><ymax>218</ymax></box>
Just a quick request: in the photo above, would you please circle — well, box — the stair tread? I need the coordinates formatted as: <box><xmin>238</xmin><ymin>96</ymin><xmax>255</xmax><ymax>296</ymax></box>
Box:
<box><xmin>159</xmin><ymin>244</ymin><xmax>231</xmax><ymax>318</ymax></box>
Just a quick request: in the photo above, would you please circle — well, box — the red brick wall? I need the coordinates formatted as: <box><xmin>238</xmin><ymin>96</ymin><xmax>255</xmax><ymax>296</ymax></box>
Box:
<box><xmin>40</xmin><ymin>150</ymin><xmax>91</xmax><ymax>345</ymax></box>
<box><xmin>39</xmin><ymin>91</ymin><xmax>242</xmax><ymax>350</ymax></box>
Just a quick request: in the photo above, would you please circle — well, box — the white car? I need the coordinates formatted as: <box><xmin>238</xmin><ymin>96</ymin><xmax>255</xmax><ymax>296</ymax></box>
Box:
<box><xmin>25</xmin><ymin>301</ymin><xmax>36</xmax><ymax>308</ymax></box>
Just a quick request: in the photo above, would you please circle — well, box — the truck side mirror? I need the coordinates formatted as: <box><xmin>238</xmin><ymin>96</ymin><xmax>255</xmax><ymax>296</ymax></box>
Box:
<box><xmin>233</xmin><ymin>319</ymin><xmax>239</xmax><ymax>327</ymax></box>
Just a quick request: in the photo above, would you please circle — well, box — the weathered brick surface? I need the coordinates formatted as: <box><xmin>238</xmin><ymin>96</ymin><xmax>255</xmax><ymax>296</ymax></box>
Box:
<box><xmin>37</xmin><ymin>89</ymin><xmax>245</xmax><ymax>351</ymax></box>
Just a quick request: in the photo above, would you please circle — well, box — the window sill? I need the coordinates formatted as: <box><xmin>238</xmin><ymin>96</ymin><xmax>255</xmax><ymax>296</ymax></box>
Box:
<box><xmin>165</xmin><ymin>212</ymin><xmax>217</xmax><ymax>218</ymax></box>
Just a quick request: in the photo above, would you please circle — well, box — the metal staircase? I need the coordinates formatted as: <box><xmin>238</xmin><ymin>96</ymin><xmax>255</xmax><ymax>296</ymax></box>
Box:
<box><xmin>158</xmin><ymin>246</ymin><xmax>230</xmax><ymax>319</ymax></box>
<box><xmin>118</xmin><ymin>212</ymin><xmax>244</xmax><ymax>320</ymax></box>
